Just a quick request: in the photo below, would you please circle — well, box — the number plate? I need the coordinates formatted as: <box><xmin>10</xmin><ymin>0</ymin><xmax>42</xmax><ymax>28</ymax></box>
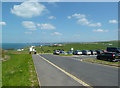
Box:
<box><xmin>116</xmin><ymin>56</ymin><xmax>119</xmax><ymax>58</ymax></box>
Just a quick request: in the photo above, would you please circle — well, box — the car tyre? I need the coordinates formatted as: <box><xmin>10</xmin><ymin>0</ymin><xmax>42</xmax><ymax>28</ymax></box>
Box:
<box><xmin>97</xmin><ymin>56</ymin><xmax>100</xmax><ymax>60</ymax></box>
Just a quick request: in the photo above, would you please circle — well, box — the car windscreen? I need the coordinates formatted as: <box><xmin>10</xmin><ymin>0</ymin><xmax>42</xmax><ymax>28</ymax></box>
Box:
<box><xmin>76</xmin><ymin>50</ymin><xmax>81</xmax><ymax>52</ymax></box>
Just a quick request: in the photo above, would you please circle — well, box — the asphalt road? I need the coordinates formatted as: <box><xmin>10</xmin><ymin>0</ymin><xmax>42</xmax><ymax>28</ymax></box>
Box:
<box><xmin>32</xmin><ymin>54</ymin><xmax>118</xmax><ymax>87</ymax></box>
<box><xmin>32</xmin><ymin>54</ymin><xmax>82</xmax><ymax>86</ymax></box>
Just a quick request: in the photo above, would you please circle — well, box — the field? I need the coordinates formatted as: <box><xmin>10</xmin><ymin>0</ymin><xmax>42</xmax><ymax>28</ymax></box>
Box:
<box><xmin>2</xmin><ymin>54</ymin><xmax>39</xmax><ymax>86</ymax></box>
<box><xmin>0</xmin><ymin>61</ymin><xmax>2</xmax><ymax>88</ymax></box>
<box><xmin>35</xmin><ymin>41</ymin><xmax>118</xmax><ymax>53</ymax></box>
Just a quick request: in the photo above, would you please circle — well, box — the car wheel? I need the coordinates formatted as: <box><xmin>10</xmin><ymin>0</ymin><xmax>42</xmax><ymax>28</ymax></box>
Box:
<box><xmin>108</xmin><ymin>59</ymin><xmax>112</xmax><ymax>62</ymax></box>
<box><xmin>97</xmin><ymin>56</ymin><xmax>100</xmax><ymax>60</ymax></box>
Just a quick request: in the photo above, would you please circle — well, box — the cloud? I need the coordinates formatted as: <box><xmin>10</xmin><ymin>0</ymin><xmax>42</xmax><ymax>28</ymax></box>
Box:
<box><xmin>0</xmin><ymin>22</ymin><xmax>6</xmax><ymax>25</ymax></box>
<box><xmin>77</xmin><ymin>18</ymin><xmax>90</xmax><ymax>25</ymax></box>
<box><xmin>48</xmin><ymin>16</ymin><xmax>56</xmax><ymax>19</ymax></box>
<box><xmin>72</xmin><ymin>13</ymin><xmax>86</xmax><ymax>19</ymax></box>
<box><xmin>93</xmin><ymin>29</ymin><xmax>109</xmax><ymax>32</ymax></box>
<box><xmin>67</xmin><ymin>16</ymin><xmax>71</xmax><ymax>19</ymax></box>
<box><xmin>11</xmin><ymin>1</ymin><xmax>47</xmax><ymax>18</ymax></box>
<box><xmin>37</xmin><ymin>23</ymin><xmax>56</xmax><ymax>30</ymax></box>
<box><xmin>47</xmin><ymin>0</ymin><xmax>60</xmax><ymax>2</ymax></box>
<box><xmin>22</xmin><ymin>21</ymin><xmax>36</xmax><ymax>30</ymax></box>
<box><xmin>24</xmin><ymin>32</ymin><xmax>32</xmax><ymax>34</ymax></box>
<box><xmin>51</xmin><ymin>32</ymin><xmax>62</xmax><ymax>36</ymax></box>
<box><xmin>88</xmin><ymin>22</ymin><xmax>102</xmax><ymax>27</ymax></box>
<box><xmin>109</xmin><ymin>20</ymin><xmax>118</xmax><ymax>23</ymax></box>
<box><xmin>69</xmin><ymin>13</ymin><xmax>102</xmax><ymax>27</ymax></box>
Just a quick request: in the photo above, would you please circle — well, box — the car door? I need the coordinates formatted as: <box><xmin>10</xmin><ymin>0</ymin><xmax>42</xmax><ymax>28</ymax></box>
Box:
<box><xmin>100</xmin><ymin>53</ymin><xmax>105</xmax><ymax>60</ymax></box>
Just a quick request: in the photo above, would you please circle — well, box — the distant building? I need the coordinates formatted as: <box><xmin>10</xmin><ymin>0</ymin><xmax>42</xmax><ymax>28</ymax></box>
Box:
<box><xmin>17</xmin><ymin>49</ymin><xmax>22</xmax><ymax>51</ymax></box>
<box><xmin>53</xmin><ymin>44</ymin><xmax>63</xmax><ymax>46</ymax></box>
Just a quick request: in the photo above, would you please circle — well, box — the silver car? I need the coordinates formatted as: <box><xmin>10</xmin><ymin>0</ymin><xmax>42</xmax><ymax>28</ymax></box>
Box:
<box><xmin>82</xmin><ymin>50</ymin><xmax>91</xmax><ymax>55</ymax></box>
<box><xmin>73</xmin><ymin>50</ymin><xmax>82</xmax><ymax>55</ymax></box>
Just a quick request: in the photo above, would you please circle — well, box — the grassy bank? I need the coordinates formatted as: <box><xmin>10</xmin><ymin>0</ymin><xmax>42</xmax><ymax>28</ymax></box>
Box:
<box><xmin>0</xmin><ymin>61</ymin><xmax>2</xmax><ymax>88</ymax></box>
<box><xmin>82</xmin><ymin>59</ymin><xmax>120</xmax><ymax>67</ymax></box>
<box><xmin>2</xmin><ymin>54</ymin><xmax>39</xmax><ymax>86</ymax></box>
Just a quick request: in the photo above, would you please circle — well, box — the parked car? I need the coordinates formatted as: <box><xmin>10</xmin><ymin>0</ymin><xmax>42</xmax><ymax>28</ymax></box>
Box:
<box><xmin>97</xmin><ymin>52</ymin><xmax>120</xmax><ymax>62</ymax></box>
<box><xmin>60</xmin><ymin>50</ymin><xmax>67</xmax><ymax>55</ymax></box>
<box><xmin>90</xmin><ymin>50</ymin><xmax>97</xmax><ymax>55</ymax></box>
<box><xmin>67</xmin><ymin>51</ymin><xmax>73</xmax><ymax>54</ymax></box>
<box><xmin>73</xmin><ymin>50</ymin><xmax>82</xmax><ymax>55</ymax></box>
<box><xmin>82</xmin><ymin>50</ymin><xmax>91</xmax><ymax>55</ymax></box>
<box><xmin>60</xmin><ymin>50</ymin><xmax>64</xmax><ymax>53</ymax></box>
<box><xmin>107</xmin><ymin>47</ymin><xmax>120</xmax><ymax>53</ymax></box>
<box><xmin>102</xmin><ymin>50</ymin><xmax>107</xmax><ymax>53</ymax></box>
<box><xmin>53</xmin><ymin>50</ymin><xmax>60</xmax><ymax>55</ymax></box>
<box><xmin>96</xmin><ymin>50</ymin><xmax>103</xmax><ymax>54</ymax></box>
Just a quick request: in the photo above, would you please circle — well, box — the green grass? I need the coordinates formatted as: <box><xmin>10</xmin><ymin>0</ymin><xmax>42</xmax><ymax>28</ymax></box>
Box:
<box><xmin>0</xmin><ymin>49</ymin><xmax>2</xmax><ymax>88</ymax></box>
<box><xmin>0</xmin><ymin>61</ymin><xmax>2</xmax><ymax>88</ymax></box>
<box><xmin>82</xmin><ymin>59</ymin><xmax>120</xmax><ymax>66</ymax></box>
<box><xmin>59</xmin><ymin>54</ymin><xmax>73</xmax><ymax>56</ymax></box>
<box><xmin>2</xmin><ymin>54</ymin><xmax>39</xmax><ymax>86</ymax></box>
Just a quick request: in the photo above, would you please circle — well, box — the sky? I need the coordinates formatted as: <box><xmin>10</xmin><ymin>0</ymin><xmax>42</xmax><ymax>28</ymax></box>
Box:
<box><xmin>1</xmin><ymin>1</ymin><xmax>118</xmax><ymax>43</ymax></box>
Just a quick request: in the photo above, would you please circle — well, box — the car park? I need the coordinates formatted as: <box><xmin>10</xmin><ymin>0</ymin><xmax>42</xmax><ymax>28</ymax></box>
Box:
<box><xmin>97</xmin><ymin>52</ymin><xmax>120</xmax><ymax>62</ymax></box>
<box><xmin>82</xmin><ymin>50</ymin><xmax>91</xmax><ymax>55</ymax></box>
<box><xmin>73</xmin><ymin>50</ymin><xmax>82</xmax><ymax>55</ymax></box>
<box><xmin>90</xmin><ymin>50</ymin><xmax>97</xmax><ymax>55</ymax></box>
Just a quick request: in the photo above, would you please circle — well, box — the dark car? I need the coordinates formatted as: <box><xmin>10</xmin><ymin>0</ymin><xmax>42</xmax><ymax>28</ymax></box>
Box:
<box><xmin>90</xmin><ymin>50</ymin><xmax>97</xmax><ymax>55</ymax></box>
<box><xmin>60</xmin><ymin>50</ymin><xmax>64</xmax><ymax>53</ymax></box>
<box><xmin>96</xmin><ymin>50</ymin><xmax>103</xmax><ymax>54</ymax></box>
<box><xmin>107</xmin><ymin>47</ymin><xmax>120</xmax><ymax>53</ymax></box>
<box><xmin>97</xmin><ymin>52</ymin><xmax>120</xmax><ymax>62</ymax></box>
<box><xmin>102</xmin><ymin>50</ymin><xmax>107</xmax><ymax>53</ymax></box>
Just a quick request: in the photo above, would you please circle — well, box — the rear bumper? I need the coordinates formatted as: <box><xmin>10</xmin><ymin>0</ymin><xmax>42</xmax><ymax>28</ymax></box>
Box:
<box><xmin>77</xmin><ymin>52</ymin><xmax>82</xmax><ymax>55</ymax></box>
<box><xmin>113</xmin><ymin>59</ymin><xmax>120</xmax><ymax>61</ymax></box>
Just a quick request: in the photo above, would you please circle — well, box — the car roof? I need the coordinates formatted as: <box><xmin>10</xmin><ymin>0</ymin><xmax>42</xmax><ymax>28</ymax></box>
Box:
<box><xmin>104</xmin><ymin>52</ymin><xmax>116</xmax><ymax>54</ymax></box>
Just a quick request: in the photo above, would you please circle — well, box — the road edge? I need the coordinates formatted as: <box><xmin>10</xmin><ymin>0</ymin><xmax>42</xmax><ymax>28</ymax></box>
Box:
<box><xmin>32</xmin><ymin>54</ymin><xmax>41</xmax><ymax>88</ymax></box>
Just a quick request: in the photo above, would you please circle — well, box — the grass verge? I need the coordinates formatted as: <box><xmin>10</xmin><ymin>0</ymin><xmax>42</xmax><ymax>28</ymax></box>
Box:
<box><xmin>2</xmin><ymin>54</ymin><xmax>39</xmax><ymax>86</ymax></box>
<box><xmin>59</xmin><ymin>54</ymin><xmax>73</xmax><ymax>56</ymax></box>
<box><xmin>0</xmin><ymin>60</ymin><xmax>2</xmax><ymax>88</ymax></box>
<box><xmin>82</xmin><ymin>59</ymin><xmax>120</xmax><ymax>67</ymax></box>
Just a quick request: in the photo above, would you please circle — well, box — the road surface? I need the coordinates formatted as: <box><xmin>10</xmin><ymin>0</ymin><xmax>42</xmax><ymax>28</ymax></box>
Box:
<box><xmin>32</xmin><ymin>54</ymin><xmax>118</xmax><ymax>87</ymax></box>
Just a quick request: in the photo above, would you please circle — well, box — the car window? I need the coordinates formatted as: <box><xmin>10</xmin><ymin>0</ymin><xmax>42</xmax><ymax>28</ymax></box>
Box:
<box><xmin>101</xmin><ymin>53</ymin><xmax>105</xmax><ymax>55</ymax></box>
<box><xmin>105</xmin><ymin>53</ymin><xmax>112</xmax><ymax>56</ymax></box>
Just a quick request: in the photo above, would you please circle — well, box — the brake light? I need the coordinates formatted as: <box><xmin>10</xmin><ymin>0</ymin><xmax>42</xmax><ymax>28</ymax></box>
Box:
<box><xmin>112</xmin><ymin>54</ymin><xmax>115</xmax><ymax>57</ymax></box>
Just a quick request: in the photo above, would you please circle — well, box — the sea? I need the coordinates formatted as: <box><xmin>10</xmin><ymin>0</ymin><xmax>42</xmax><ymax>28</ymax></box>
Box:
<box><xmin>1</xmin><ymin>43</ymin><xmax>52</xmax><ymax>49</ymax></box>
